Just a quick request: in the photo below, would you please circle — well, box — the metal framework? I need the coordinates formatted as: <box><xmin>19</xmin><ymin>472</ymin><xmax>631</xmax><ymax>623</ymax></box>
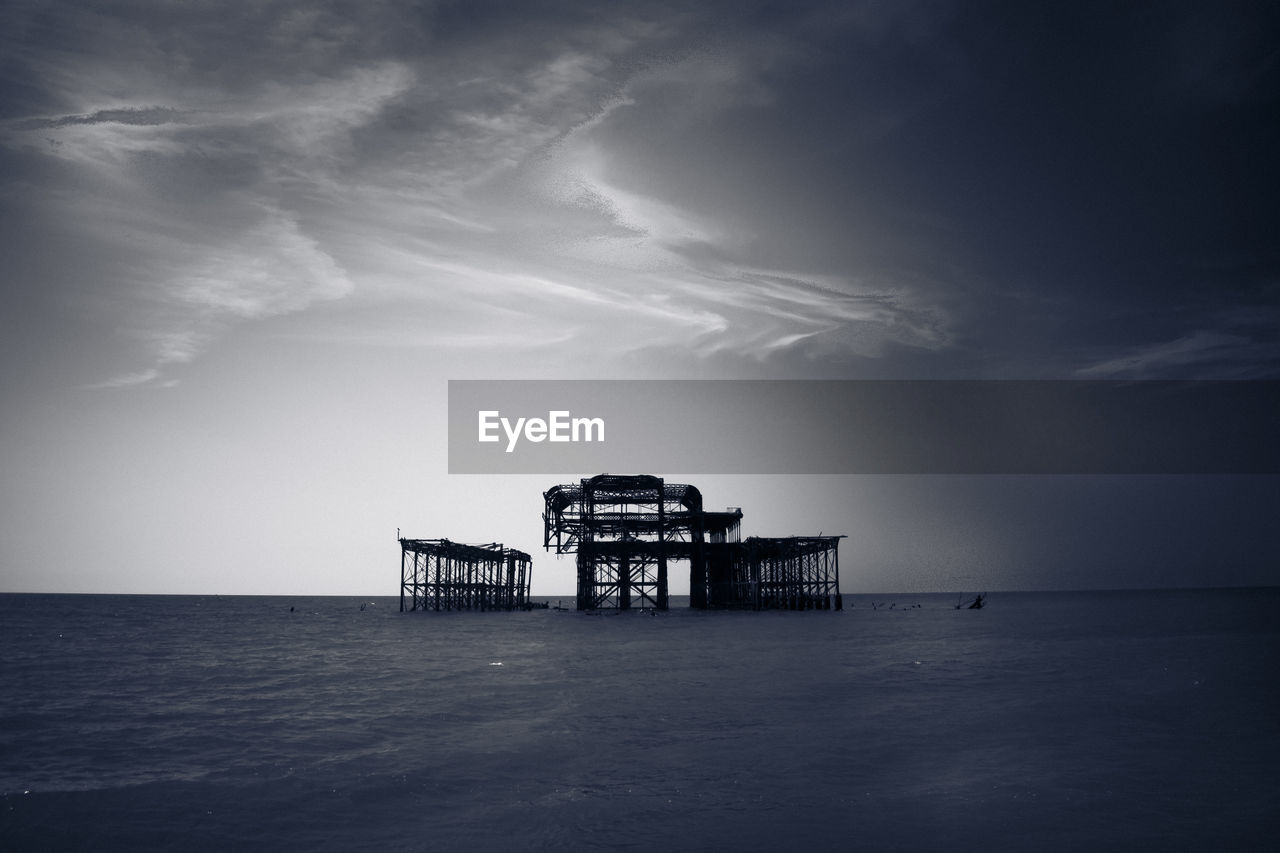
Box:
<box><xmin>399</xmin><ymin>538</ymin><xmax>532</xmax><ymax>612</ymax></box>
<box><xmin>543</xmin><ymin>474</ymin><xmax>843</xmax><ymax>611</ymax></box>
<box><xmin>543</xmin><ymin>474</ymin><xmax>703</xmax><ymax>610</ymax></box>
<box><xmin>735</xmin><ymin>536</ymin><xmax>843</xmax><ymax>610</ymax></box>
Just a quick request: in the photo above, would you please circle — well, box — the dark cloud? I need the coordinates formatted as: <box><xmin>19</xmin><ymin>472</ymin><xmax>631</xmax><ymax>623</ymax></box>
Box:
<box><xmin>2</xmin><ymin>0</ymin><xmax>1277</xmax><ymax>381</ymax></box>
<box><xmin>16</xmin><ymin>106</ymin><xmax>186</xmax><ymax>129</ymax></box>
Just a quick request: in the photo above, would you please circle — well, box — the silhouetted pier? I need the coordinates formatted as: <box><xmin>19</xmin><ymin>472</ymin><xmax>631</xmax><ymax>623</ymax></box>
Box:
<box><xmin>399</xmin><ymin>539</ymin><xmax>532</xmax><ymax>612</ymax></box>
<box><xmin>543</xmin><ymin>474</ymin><xmax>843</xmax><ymax>611</ymax></box>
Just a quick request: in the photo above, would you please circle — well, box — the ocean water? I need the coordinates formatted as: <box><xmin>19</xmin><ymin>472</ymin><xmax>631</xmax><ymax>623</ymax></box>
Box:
<box><xmin>1</xmin><ymin>589</ymin><xmax>1277</xmax><ymax>852</ymax></box>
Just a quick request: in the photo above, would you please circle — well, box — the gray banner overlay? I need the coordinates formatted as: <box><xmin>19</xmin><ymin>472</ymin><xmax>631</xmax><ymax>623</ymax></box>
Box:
<box><xmin>448</xmin><ymin>380</ymin><xmax>1278</xmax><ymax>475</ymax></box>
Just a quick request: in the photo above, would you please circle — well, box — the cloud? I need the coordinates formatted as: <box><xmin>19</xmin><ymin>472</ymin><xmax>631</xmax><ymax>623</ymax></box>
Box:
<box><xmin>494</xmin><ymin>51</ymin><xmax>954</xmax><ymax>363</ymax></box>
<box><xmin>1076</xmin><ymin>328</ymin><xmax>1280</xmax><ymax>379</ymax></box>
<box><xmin>82</xmin><ymin>369</ymin><xmax>161</xmax><ymax>390</ymax></box>
<box><xmin>168</xmin><ymin>209</ymin><xmax>352</xmax><ymax>319</ymax></box>
<box><xmin>3</xmin><ymin>1</ymin><xmax>966</xmax><ymax>390</ymax></box>
<box><xmin>15</xmin><ymin>107</ymin><xmax>187</xmax><ymax>130</ymax></box>
<box><xmin>71</xmin><ymin>201</ymin><xmax>353</xmax><ymax>389</ymax></box>
<box><xmin>3</xmin><ymin>54</ymin><xmax>407</xmax><ymax>386</ymax></box>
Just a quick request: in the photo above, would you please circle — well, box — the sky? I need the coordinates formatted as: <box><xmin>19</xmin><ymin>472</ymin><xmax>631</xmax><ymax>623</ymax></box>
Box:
<box><xmin>1</xmin><ymin>0</ymin><xmax>1277</xmax><ymax>595</ymax></box>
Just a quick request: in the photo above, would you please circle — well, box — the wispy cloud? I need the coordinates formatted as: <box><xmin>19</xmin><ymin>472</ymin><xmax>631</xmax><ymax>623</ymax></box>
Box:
<box><xmin>4</xmin><ymin>55</ymin><xmax>409</xmax><ymax>386</ymax></box>
<box><xmin>4</xmin><ymin>2</ymin><xmax>962</xmax><ymax>389</ymax></box>
<box><xmin>495</xmin><ymin>50</ymin><xmax>953</xmax><ymax>362</ymax></box>
<box><xmin>1076</xmin><ymin>328</ymin><xmax>1280</xmax><ymax>379</ymax></box>
<box><xmin>82</xmin><ymin>369</ymin><xmax>162</xmax><ymax>390</ymax></box>
<box><xmin>16</xmin><ymin>106</ymin><xmax>187</xmax><ymax>130</ymax></box>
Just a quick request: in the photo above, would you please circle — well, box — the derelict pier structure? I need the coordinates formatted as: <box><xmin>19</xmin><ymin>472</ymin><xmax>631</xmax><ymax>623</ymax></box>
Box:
<box><xmin>734</xmin><ymin>536</ymin><xmax>843</xmax><ymax>611</ymax></box>
<box><xmin>399</xmin><ymin>538</ymin><xmax>532</xmax><ymax>612</ymax></box>
<box><xmin>543</xmin><ymin>474</ymin><xmax>843</xmax><ymax>611</ymax></box>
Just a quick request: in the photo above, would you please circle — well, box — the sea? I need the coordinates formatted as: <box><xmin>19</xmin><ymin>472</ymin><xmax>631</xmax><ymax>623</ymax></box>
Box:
<box><xmin>1</xmin><ymin>589</ymin><xmax>1277</xmax><ymax>852</ymax></box>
